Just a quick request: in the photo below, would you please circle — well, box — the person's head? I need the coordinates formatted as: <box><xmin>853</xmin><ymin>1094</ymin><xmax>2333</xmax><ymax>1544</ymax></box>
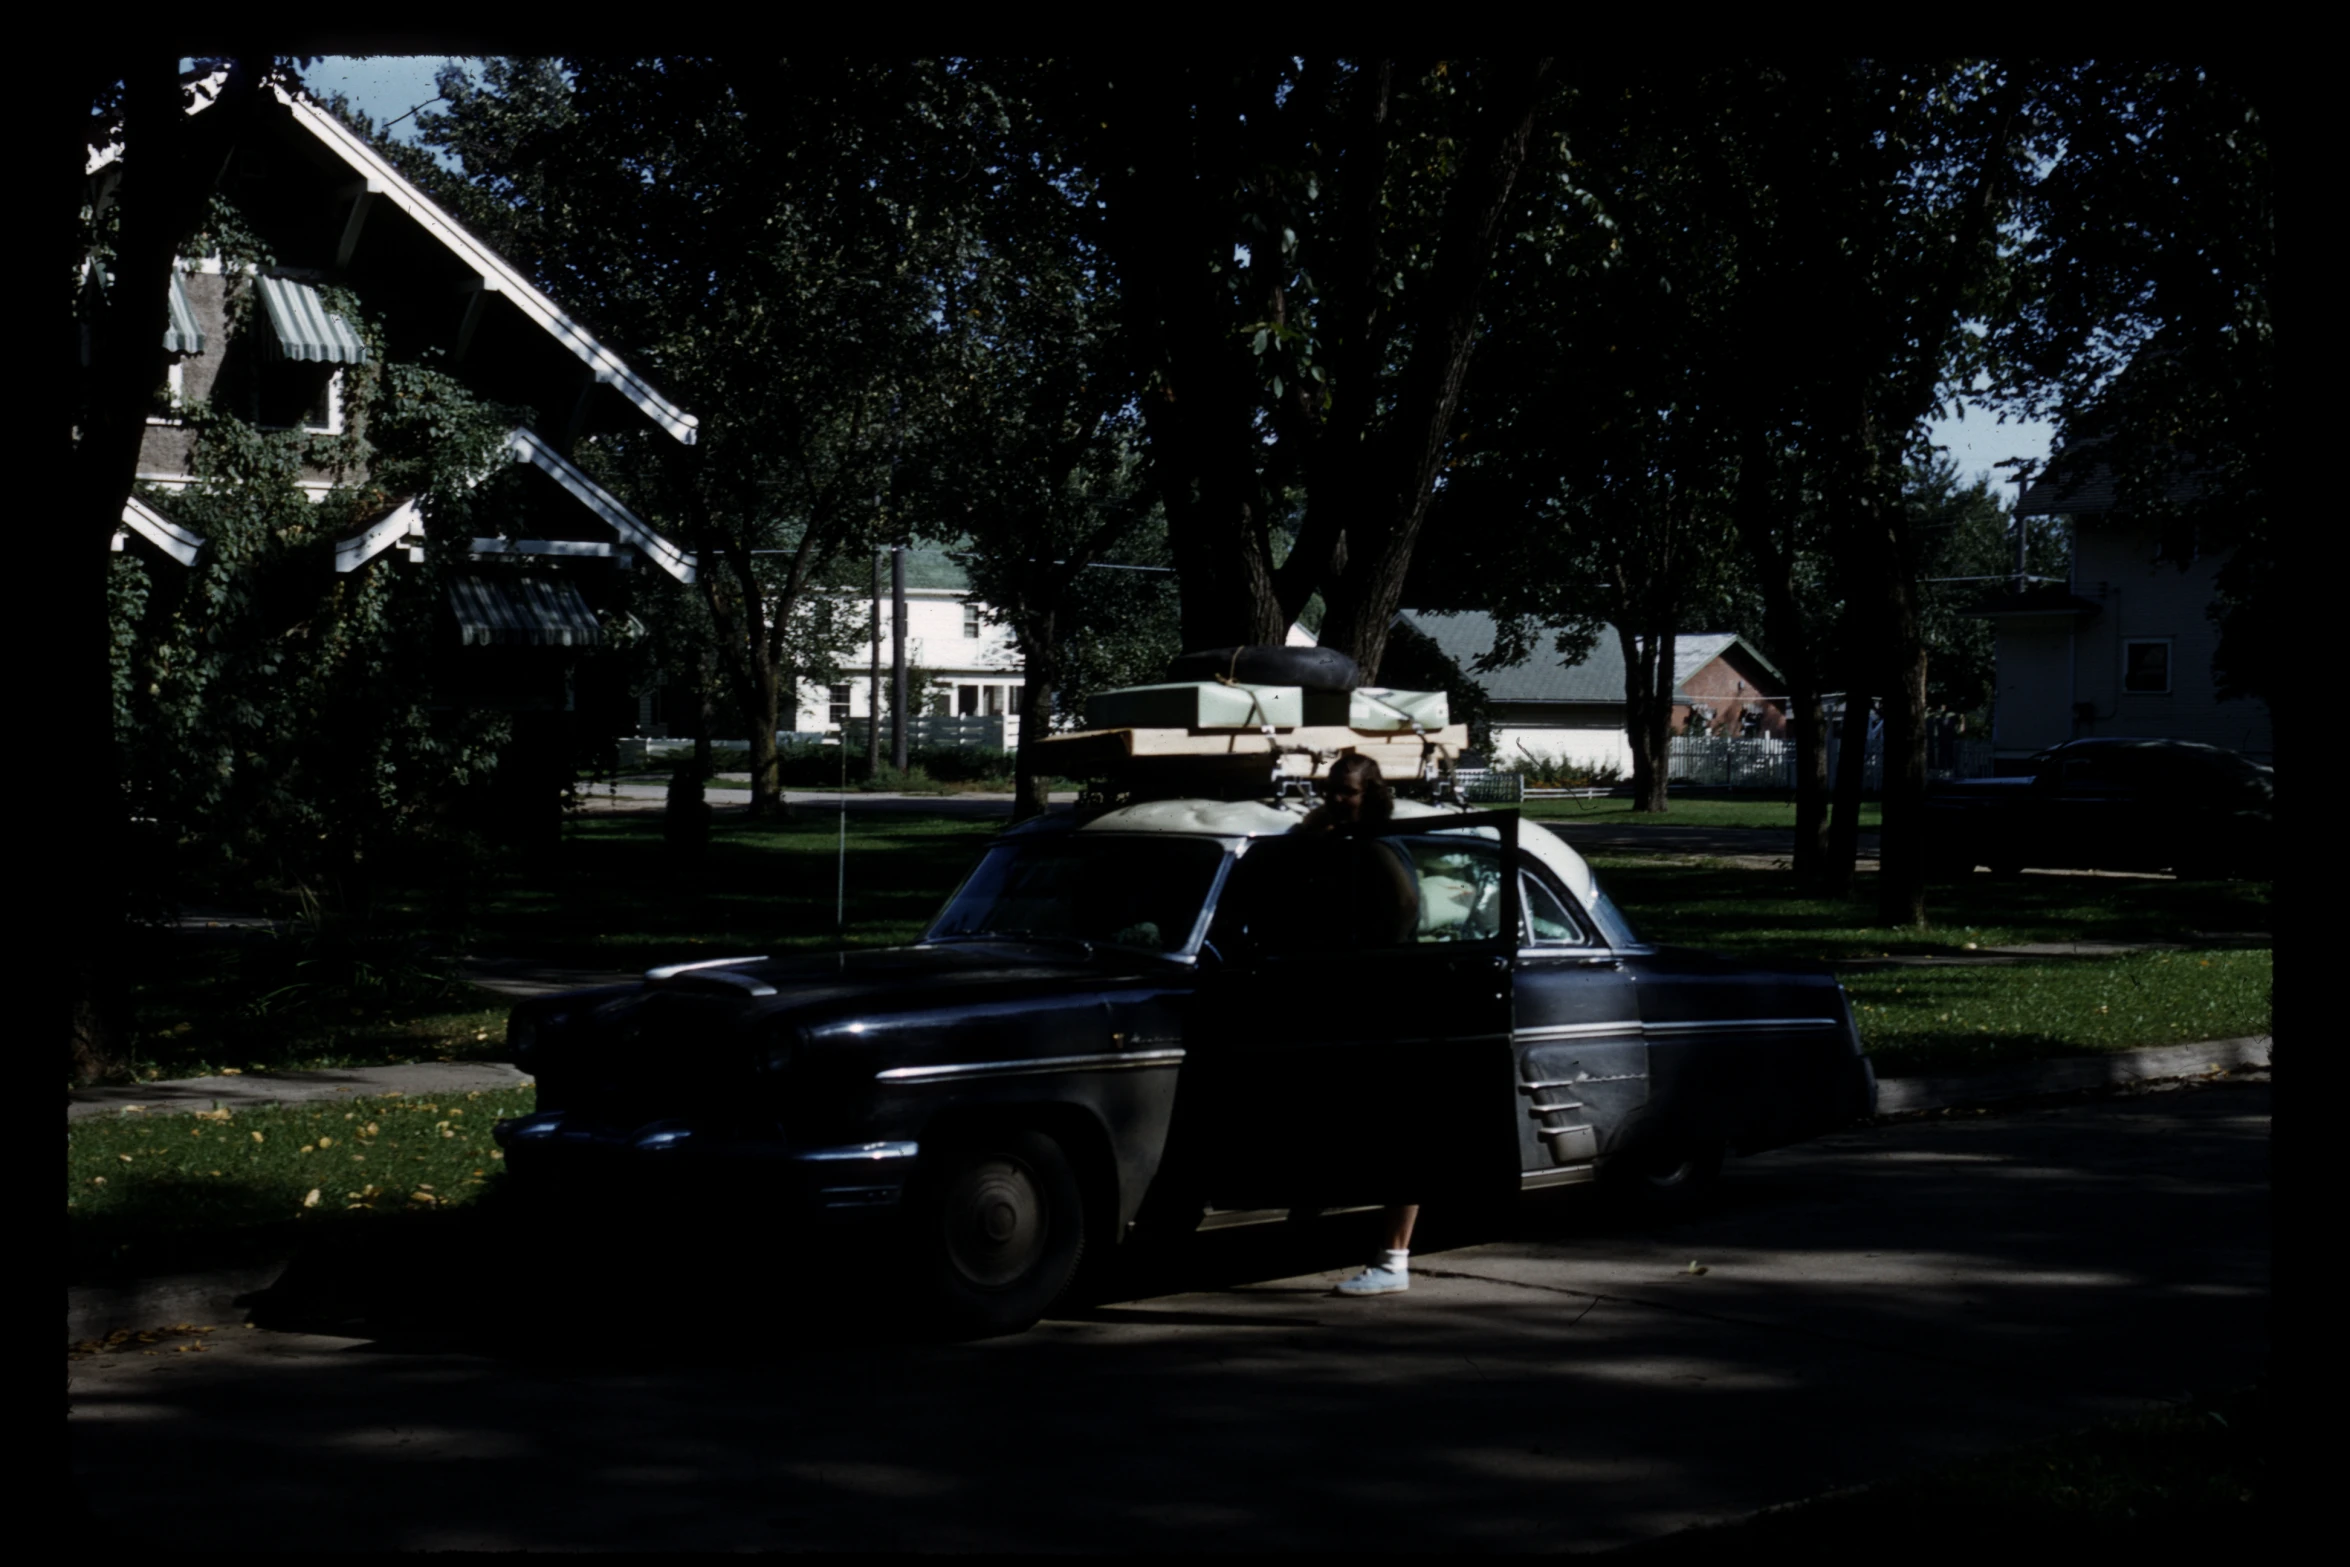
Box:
<box><xmin>1319</xmin><ymin>754</ymin><xmax>1394</xmax><ymax>826</ymax></box>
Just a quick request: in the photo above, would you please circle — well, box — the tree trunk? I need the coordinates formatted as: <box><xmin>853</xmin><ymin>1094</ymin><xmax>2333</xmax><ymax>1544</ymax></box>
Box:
<box><xmin>1011</xmin><ymin>614</ymin><xmax>1060</xmax><ymax>824</ymax></box>
<box><xmin>1876</xmin><ymin>576</ymin><xmax>1930</xmax><ymax>928</ymax></box>
<box><xmin>1789</xmin><ymin>687</ymin><xmax>1830</xmax><ymax>885</ymax></box>
<box><xmin>1824</xmin><ymin>689</ymin><xmax>1870</xmax><ymax>897</ymax></box>
<box><xmin>1619</xmin><ymin>623</ymin><xmax>1675</xmax><ymax>813</ymax></box>
<box><xmin>69</xmin><ymin>59</ymin><xmax>266</xmax><ymax>1084</ymax></box>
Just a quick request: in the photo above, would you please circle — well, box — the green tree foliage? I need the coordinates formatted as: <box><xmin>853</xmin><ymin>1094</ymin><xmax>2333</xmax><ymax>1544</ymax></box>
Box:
<box><xmin>905</xmin><ymin>114</ymin><xmax>1176</xmax><ymax>818</ymax></box>
<box><xmin>112</xmin><ymin>302</ymin><xmax>521</xmax><ymax>905</ymax></box>
<box><xmin>409</xmin><ymin>58</ymin><xmax>1010</xmax><ymax>813</ymax></box>
<box><xmin>1006</xmin><ymin>58</ymin><xmax>1561</xmax><ymax>677</ymax></box>
<box><xmin>1993</xmin><ymin>65</ymin><xmax>2272</xmax><ymax>728</ymax></box>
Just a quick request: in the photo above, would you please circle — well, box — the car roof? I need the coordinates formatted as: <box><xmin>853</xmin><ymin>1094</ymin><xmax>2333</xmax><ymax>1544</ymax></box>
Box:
<box><xmin>1010</xmin><ymin>795</ymin><xmax>1601</xmax><ymax>909</ymax></box>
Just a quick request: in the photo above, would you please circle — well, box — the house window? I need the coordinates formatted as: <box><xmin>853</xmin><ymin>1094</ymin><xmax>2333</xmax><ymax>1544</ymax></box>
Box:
<box><xmin>828</xmin><ymin>683</ymin><xmax>852</xmax><ymax>726</ymax></box>
<box><xmin>962</xmin><ymin>602</ymin><xmax>982</xmax><ymax>638</ymax></box>
<box><xmin>958</xmin><ymin>684</ymin><xmax>981</xmax><ymax>716</ymax></box>
<box><xmin>2123</xmin><ymin>639</ymin><xmax>2172</xmax><ymax>695</ymax></box>
<box><xmin>257</xmin><ymin>363</ymin><xmax>341</xmax><ymax>433</ymax></box>
<box><xmin>147</xmin><ymin>360</ymin><xmax>186</xmax><ymax>423</ymax></box>
<box><xmin>984</xmin><ymin>684</ymin><xmax>1006</xmax><ymax>717</ymax></box>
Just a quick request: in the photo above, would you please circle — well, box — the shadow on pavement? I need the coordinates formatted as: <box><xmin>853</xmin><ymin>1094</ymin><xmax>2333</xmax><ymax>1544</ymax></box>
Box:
<box><xmin>79</xmin><ymin>1084</ymin><xmax>2270</xmax><ymax>1553</ymax></box>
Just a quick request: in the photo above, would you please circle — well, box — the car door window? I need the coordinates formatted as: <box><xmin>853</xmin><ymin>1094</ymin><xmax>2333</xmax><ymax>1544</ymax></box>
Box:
<box><xmin>1212</xmin><ymin>832</ymin><xmax>1511</xmax><ymax>956</ymax></box>
<box><xmin>1519</xmin><ymin>870</ymin><xmax>1589</xmax><ymax>948</ymax></box>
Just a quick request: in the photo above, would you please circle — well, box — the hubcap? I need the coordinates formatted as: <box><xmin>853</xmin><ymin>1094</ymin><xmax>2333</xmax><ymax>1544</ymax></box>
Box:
<box><xmin>942</xmin><ymin>1156</ymin><xmax>1046</xmax><ymax>1288</ymax></box>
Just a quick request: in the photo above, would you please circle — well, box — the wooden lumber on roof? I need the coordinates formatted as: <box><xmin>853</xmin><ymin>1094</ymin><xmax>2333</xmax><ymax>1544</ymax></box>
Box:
<box><xmin>1029</xmin><ymin>723</ymin><xmax>1473</xmax><ymax>780</ymax></box>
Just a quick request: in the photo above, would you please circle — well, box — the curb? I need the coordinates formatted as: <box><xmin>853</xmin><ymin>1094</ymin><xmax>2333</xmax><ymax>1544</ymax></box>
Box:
<box><xmin>65</xmin><ymin>1037</ymin><xmax>2273</xmax><ymax>1346</ymax></box>
<box><xmin>1870</xmin><ymin>1035</ymin><xmax>2270</xmax><ymax>1115</ymax></box>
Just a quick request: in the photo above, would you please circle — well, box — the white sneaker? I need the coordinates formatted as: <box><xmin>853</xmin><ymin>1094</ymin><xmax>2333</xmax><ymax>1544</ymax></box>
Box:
<box><xmin>1334</xmin><ymin>1262</ymin><xmax>1409</xmax><ymax>1296</ymax></box>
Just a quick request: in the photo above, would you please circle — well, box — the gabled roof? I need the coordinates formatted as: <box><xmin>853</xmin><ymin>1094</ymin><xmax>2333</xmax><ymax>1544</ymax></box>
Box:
<box><xmin>1397</xmin><ymin>611</ymin><xmax>1783</xmax><ymax>704</ymax></box>
<box><xmin>90</xmin><ymin>71</ymin><xmax>698</xmax><ymax>448</ymax></box>
<box><xmin>114</xmin><ymin>495</ymin><xmax>205</xmax><ymax>567</ymax></box>
<box><xmin>331</xmin><ymin>428</ymin><xmax>696</xmax><ymax>583</ymax></box>
<box><xmin>269</xmin><ymin>86</ymin><xmax>698</xmax><ymax>446</ymax></box>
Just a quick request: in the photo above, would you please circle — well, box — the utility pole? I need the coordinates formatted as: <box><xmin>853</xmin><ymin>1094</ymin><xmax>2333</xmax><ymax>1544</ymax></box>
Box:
<box><xmin>891</xmin><ymin>543</ymin><xmax>910</xmax><ymax>770</ymax></box>
<box><xmin>866</xmin><ymin>548</ymin><xmax>883</xmax><ymax>776</ymax></box>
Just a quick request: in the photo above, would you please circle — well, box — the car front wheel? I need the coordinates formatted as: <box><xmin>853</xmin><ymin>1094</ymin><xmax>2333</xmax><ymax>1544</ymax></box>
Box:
<box><xmin>911</xmin><ymin>1128</ymin><xmax>1086</xmax><ymax>1339</ymax></box>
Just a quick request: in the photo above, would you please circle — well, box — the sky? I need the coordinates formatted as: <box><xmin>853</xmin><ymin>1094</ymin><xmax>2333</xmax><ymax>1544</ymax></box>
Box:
<box><xmin>306</xmin><ymin>55</ymin><xmax>2056</xmax><ymax>492</ymax></box>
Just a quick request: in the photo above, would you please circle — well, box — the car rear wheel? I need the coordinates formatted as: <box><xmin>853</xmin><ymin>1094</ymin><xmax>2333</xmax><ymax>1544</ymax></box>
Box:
<box><xmin>911</xmin><ymin>1128</ymin><xmax>1086</xmax><ymax>1339</ymax></box>
<box><xmin>1607</xmin><ymin>1141</ymin><xmax>1725</xmax><ymax>1217</ymax></box>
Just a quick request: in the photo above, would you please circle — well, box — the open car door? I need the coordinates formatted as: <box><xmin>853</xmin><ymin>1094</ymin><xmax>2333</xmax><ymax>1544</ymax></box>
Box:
<box><xmin>1186</xmin><ymin>811</ymin><xmax>1522</xmax><ymax>1210</ymax></box>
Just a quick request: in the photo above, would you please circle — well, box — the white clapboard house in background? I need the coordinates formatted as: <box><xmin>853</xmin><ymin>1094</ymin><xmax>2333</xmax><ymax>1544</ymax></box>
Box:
<box><xmin>1974</xmin><ymin>445</ymin><xmax>2272</xmax><ymax>766</ymax></box>
<box><xmin>775</xmin><ymin>548</ymin><xmax>1030</xmax><ymax>751</ymax></box>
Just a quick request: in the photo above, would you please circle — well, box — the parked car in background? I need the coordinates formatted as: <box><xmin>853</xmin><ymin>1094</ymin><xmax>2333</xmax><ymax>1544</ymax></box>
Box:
<box><xmin>496</xmin><ymin>797</ymin><xmax>1878</xmax><ymax>1337</ymax></box>
<box><xmin>1925</xmin><ymin>737</ymin><xmax>2273</xmax><ymax>880</ymax></box>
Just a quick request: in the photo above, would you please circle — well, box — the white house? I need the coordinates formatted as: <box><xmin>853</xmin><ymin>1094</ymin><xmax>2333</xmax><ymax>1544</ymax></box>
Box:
<box><xmin>1978</xmin><ymin>455</ymin><xmax>2272</xmax><ymax>764</ymax></box>
<box><xmin>785</xmin><ymin>548</ymin><xmax>1028</xmax><ymax>748</ymax></box>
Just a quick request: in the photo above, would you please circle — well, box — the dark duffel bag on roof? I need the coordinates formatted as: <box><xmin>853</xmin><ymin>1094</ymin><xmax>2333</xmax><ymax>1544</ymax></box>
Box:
<box><xmin>1167</xmin><ymin>645</ymin><xmax>1363</xmax><ymax>692</ymax></box>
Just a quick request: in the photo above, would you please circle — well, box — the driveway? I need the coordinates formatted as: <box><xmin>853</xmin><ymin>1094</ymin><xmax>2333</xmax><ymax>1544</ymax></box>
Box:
<box><xmin>67</xmin><ymin>1078</ymin><xmax>2268</xmax><ymax>1551</ymax></box>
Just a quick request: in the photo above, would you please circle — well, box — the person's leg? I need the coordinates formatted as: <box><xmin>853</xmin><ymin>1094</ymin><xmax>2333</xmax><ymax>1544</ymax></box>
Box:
<box><xmin>1336</xmin><ymin>1204</ymin><xmax>1419</xmax><ymax>1296</ymax></box>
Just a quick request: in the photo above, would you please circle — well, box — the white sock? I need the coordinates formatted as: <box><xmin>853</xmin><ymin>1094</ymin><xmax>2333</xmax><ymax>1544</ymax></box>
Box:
<box><xmin>1380</xmin><ymin>1249</ymin><xmax>1410</xmax><ymax>1273</ymax></box>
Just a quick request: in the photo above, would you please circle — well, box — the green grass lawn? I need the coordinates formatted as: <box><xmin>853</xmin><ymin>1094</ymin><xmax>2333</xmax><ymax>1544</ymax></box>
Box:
<box><xmin>1521</xmin><ymin>795</ymin><xmax>1884</xmax><ymax>830</ymax></box>
<box><xmin>112</xmin><ymin>808</ymin><xmax>2267</xmax><ymax>1085</ymax></box>
<box><xmin>67</xmin><ymin>1085</ymin><xmax>538</xmax><ymax>1284</ymax></box>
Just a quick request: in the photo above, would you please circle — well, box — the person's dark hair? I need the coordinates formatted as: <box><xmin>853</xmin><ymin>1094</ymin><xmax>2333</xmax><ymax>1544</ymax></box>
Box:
<box><xmin>1324</xmin><ymin>754</ymin><xmax>1394</xmax><ymax>824</ymax></box>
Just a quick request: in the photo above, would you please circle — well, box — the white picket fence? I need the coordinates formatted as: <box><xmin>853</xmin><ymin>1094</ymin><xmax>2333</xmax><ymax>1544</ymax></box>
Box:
<box><xmin>1665</xmin><ymin>734</ymin><xmax>1994</xmax><ymax>790</ymax></box>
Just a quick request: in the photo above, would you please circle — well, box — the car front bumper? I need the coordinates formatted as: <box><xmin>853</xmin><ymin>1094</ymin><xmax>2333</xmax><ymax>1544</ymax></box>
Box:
<box><xmin>492</xmin><ymin>1112</ymin><xmax>919</xmax><ymax>1218</ymax></box>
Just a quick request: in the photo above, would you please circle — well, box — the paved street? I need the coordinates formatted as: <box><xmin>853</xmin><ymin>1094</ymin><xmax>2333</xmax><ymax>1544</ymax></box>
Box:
<box><xmin>68</xmin><ymin>1079</ymin><xmax>2268</xmax><ymax>1551</ymax></box>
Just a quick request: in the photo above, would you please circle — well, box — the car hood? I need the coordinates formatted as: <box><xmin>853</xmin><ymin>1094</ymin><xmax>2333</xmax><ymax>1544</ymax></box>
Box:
<box><xmin>628</xmin><ymin>941</ymin><xmax>1180</xmax><ymax>1022</ymax></box>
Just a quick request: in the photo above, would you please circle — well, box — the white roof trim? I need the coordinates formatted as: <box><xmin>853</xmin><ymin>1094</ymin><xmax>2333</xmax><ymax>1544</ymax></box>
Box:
<box><xmin>116</xmin><ymin>495</ymin><xmax>205</xmax><ymax>568</ymax></box>
<box><xmin>335</xmin><ymin>498</ymin><xmax>427</xmax><ymax>574</ymax></box>
<box><xmin>503</xmin><ymin>428</ymin><xmax>697</xmax><ymax>584</ymax></box>
<box><xmin>270</xmin><ymin>85</ymin><xmax>699</xmax><ymax>447</ymax></box>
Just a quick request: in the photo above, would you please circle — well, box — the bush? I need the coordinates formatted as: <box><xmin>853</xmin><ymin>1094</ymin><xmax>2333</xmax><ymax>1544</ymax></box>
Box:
<box><xmin>1501</xmin><ymin>751</ymin><xmax>1626</xmax><ymax>789</ymax></box>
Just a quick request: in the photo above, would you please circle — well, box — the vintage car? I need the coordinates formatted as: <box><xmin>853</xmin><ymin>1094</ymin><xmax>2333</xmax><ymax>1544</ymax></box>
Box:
<box><xmin>1925</xmin><ymin>736</ymin><xmax>2274</xmax><ymax>880</ymax></box>
<box><xmin>495</xmin><ymin>798</ymin><xmax>1877</xmax><ymax>1336</ymax></box>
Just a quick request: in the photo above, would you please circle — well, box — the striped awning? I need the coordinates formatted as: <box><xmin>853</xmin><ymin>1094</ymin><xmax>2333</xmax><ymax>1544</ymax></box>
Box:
<box><xmin>448</xmin><ymin>574</ymin><xmax>604</xmax><ymax>648</ymax></box>
<box><xmin>163</xmin><ymin>269</ymin><xmax>204</xmax><ymax>355</ymax></box>
<box><xmin>256</xmin><ymin>275</ymin><xmax>369</xmax><ymax>365</ymax></box>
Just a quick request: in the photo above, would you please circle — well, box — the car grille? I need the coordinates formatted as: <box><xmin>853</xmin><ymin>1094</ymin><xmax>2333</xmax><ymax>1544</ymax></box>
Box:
<box><xmin>537</xmin><ymin>990</ymin><xmax>767</xmax><ymax>1124</ymax></box>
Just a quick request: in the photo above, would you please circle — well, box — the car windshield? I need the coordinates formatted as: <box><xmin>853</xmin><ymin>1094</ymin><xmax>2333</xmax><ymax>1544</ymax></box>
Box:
<box><xmin>927</xmin><ymin>836</ymin><xmax>1231</xmax><ymax>954</ymax></box>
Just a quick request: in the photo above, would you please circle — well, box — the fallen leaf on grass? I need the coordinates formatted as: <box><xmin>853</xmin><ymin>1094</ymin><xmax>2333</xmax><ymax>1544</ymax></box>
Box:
<box><xmin>301</xmin><ymin>1189</ymin><xmax>321</xmax><ymax>1209</ymax></box>
<box><xmin>250</xmin><ymin>1131</ymin><xmax>265</xmax><ymax>1144</ymax></box>
<box><xmin>218</xmin><ymin>1067</ymin><xmax>242</xmax><ymax>1076</ymax></box>
<box><xmin>1685</xmin><ymin>1261</ymin><xmax>1710</xmax><ymax>1275</ymax></box>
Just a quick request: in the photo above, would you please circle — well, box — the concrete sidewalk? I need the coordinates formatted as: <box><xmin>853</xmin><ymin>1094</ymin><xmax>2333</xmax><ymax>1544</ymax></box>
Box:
<box><xmin>66</xmin><ymin>1034</ymin><xmax>2270</xmax><ymax>1345</ymax></box>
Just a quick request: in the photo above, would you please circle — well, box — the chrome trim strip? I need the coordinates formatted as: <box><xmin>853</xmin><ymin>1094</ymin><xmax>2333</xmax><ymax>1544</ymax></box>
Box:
<box><xmin>875</xmin><ymin>1048</ymin><xmax>1187</xmax><ymax>1084</ymax></box>
<box><xmin>1526</xmin><ymin>1100</ymin><xmax>1586</xmax><ymax>1118</ymax></box>
<box><xmin>656</xmin><ymin>969</ymin><xmax>778</xmax><ymax>998</ymax></box>
<box><xmin>1641</xmin><ymin>1017</ymin><xmax>1840</xmax><ymax>1036</ymax></box>
<box><xmin>793</xmin><ymin>1141</ymin><xmax>920</xmax><ymax>1164</ymax></box>
<box><xmin>1197</xmin><ymin>1206</ymin><xmax>1289</xmax><ymax>1231</ymax></box>
<box><xmin>1521</xmin><ymin>1166</ymin><xmax>1597</xmax><ymax>1190</ymax></box>
<box><xmin>1515</xmin><ymin>1021</ymin><xmax>1645</xmax><ymax>1042</ymax></box>
<box><xmin>645</xmin><ymin>954</ymin><xmax>769</xmax><ymax>980</ymax></box>
<box><xmin>1519</xmin><ymin>1075</ymin><xmax>1643</xmax><ymax>1092</ymax></box>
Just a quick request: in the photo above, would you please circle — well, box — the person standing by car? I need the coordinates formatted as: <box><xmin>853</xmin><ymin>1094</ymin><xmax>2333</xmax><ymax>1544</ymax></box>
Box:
<box><xmin>1300</xmin><ymin>755</ymin><xmax>1424</xmax><ymax>1296</ymax></box>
